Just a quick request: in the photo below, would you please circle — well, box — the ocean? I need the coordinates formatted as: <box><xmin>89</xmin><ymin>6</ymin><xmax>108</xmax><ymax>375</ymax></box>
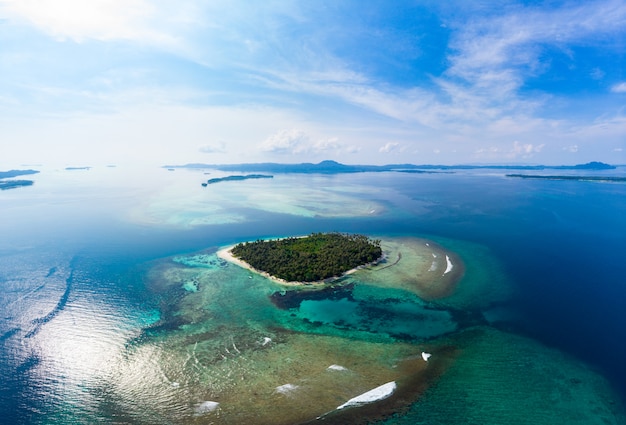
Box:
<box><xmin>0</xmin><ymin>165</ymin><xmax>624</xmax><ymax>424</ymax></box>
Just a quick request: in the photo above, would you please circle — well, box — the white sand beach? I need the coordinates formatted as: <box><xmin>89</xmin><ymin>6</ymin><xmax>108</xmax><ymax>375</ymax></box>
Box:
<box><xmin>216</xmin><ymin>245</ymin><xmax>306</xmax><ymax>286</ymax></box>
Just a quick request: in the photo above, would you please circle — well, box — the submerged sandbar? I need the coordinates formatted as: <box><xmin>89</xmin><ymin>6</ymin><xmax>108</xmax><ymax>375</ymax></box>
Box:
<box><xmin>354</xmin><ymin>237</ymin><xmax>465</xmax><ymax>300</ymax></box>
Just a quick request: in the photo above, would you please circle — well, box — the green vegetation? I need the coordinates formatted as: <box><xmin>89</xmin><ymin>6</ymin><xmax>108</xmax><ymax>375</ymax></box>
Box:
<box><xmin>231</xmin><ymin>232</ymin><xmax>382</xmax><ymax>282</ymax></box>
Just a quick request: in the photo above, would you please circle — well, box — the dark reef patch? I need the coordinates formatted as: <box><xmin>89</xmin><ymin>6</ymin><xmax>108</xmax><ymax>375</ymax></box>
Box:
<box><xmin>270</xmin><ymin>282</ymin><xmax>355</xmax><ymax>310</ymax></box>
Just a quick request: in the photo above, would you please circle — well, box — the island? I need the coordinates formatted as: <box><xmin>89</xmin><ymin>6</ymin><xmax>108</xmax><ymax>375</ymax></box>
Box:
<box><xmin>506</xmin><ymin>174</ymin><xmax>626</xmax><ymax>182</ymax></box>
<box><xmin>221</xmin><ymin>232</ymin><xmax>383</xmax><ymax>283</ymax></box>
<box><xmin>0</xmin><ymin>180</ymin><xmax>34</xmax><ymax>190</ymax></box>
<box><xmin>165</xmin><ymin>160</ymin><xmax>616</xmax><ymax>174</ymax></box>
<box><xmin>217</xmin><ymin>234</ymin><xmax>465</xmax><ymax>297</ymax></box>
<box><xmin>0</xmin><ymin>169</ymin><xmax>39</xmax><ymax>190</ymax></box>
<box><xmin>0</xmin><ymin>169</ymin><xmax>39</xmax><ymax>178</ymax></box>
<box><xmin>202</xmin><ymin>174</ymin><xmax>273</xmax><ymax>186</ymax></box>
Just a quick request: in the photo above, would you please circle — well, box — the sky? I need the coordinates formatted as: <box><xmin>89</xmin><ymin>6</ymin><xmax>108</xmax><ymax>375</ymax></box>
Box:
<box><xmin>0</xmin><ymin>0</ymin><xmax>625</xmax><ymax>167</ymax></box>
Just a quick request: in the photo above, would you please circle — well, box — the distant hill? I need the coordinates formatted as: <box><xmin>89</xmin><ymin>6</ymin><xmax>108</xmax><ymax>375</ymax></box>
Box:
<box><xmin>164</xmin><ymin>161</ymin><xmax>615</xmax><ymax>174</ymax></box>
<box><xmin>568</xmin><ymin>161</ymin><xmax>615</xmax><ymax>170</ymax></box>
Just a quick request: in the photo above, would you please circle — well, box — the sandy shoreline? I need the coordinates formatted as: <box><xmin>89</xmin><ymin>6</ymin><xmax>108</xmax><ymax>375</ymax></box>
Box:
<box><xmin>217</xmin><ymin>236</ymin><xmax>464</xmax><ymax>299</ymax></box>
<box><xmin>217</xmin><ymin>245</ymin><xmax>295</xmax><ymax>286</ymax></box>
<box><xmin>216</xmin><ymin>244</ymin><xmax>385</xmax><ymax>287</ymax></box>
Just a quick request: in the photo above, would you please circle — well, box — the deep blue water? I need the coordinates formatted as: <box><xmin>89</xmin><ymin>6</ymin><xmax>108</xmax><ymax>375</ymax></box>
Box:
<box><xmin>0</xmin><ymin>166</ymin><xmax>624</xmax><ymax>423</ymax></box>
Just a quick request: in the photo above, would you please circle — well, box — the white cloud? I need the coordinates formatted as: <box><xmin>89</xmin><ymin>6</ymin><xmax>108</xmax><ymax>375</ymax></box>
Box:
<box><xmin>590</xmin><ymin>68</ymin><xmax>605</xmax><ymax>80</ymax></box>
<box><xmin>435</xmin><ymin>1</ymin><xmax>626</xmax><ymax>130</ymax></box>
<box><xmin>258</xmin><ymin>129</ymin><xmax>345</xmax><ymax>156</ymax></box>
<box><xmin>474</xmin><ymin>141</ymin><xmax>545</xmax><ymax>160</ymax></box>
<box><xmin>311</xmin><ymin>137</ymin><xmax>340</xmax><ymax>153</ymax></box>
<box><xmin>344</xmin><ymin>145</ymin><xmax>361</xmax><ymax>154</ymax></box>
<box><xmin>513</xmin><ymin>141</ymin><xmax>544</xmax><ymax>156</ymax></box>
<box><xmin>199</xmin><ymin>142</ymin><xmax>226</xmax><ymax>153</ymax></box>
<box><xmin>563</xmin><ymin>145</ymin><xmax>579</xmax><ymax>153</ymax></box>
<box><xmin>474</xmin><ymin>146</ymin><xmax>501</xmax><ymax>155</ymax></box>
<box><xmin>448</xmin><ymin>1</ymin><xmax>626</xmax><ymax>85</ymax></box>
<box><xmin>379</xmin><ymin>142</ymin><xmax>399</xmax><ymax>153</ymax></box>
<box><xmin>0</xmin><ymin>0</ymin><xmax>182</xmax><ymax>46</ymax></box>
<box><xmin>259</xmin><ymin>129</ymin><xmax>310</xmax><ymax>154</ymax></box>
<box><xmin>611</xmin><ymin>82</ymin><xmax>626</xmax><ymax>93</ymax></box>
<box><xmin>566</xmin><ymin>114</ymin><xmax>626</xmax><ymax>140</ymax></box>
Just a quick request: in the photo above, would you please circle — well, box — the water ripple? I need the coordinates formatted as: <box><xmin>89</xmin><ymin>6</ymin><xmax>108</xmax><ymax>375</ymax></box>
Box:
<box><xmin>24</xmin><ymin>258</ymin><xmax>77</xmax><ymax>338</ymax></box>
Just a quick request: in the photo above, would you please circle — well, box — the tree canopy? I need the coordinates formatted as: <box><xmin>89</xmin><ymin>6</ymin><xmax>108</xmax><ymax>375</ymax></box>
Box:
<box><xmin>231</xmin><ymin>232</ymin><xmax>382</xmax><ymax>282</ymax></box>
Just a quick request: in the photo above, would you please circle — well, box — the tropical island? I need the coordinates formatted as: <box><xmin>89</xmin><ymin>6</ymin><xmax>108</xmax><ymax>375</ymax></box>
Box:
<box><xmin>225</xmin><ymin>232</ymin><xmax>383</xmax><ymax>283</ymax></box>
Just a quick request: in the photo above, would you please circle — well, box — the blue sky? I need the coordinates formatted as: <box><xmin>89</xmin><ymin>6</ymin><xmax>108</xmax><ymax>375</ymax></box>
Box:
<box><xmin>0</xmin><ymin>0</ymin><xmax>624</xmax><ymax>166</ymax></box>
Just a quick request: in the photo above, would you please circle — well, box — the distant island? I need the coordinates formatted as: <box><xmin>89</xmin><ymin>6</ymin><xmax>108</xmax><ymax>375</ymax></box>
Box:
<box><xmin>202</xmin><ymin>174</ymin><xmax>273</xmax><ymax>186</ymax></box>
<box><xmin>507</xmin><ymin>174</ymin><xmax>626</xmax><ymax>182</ymax></box>
<box><xmin>165</xmin><ymin>160</ymin><xmax>616</xmax><ymax>175</ymax></box>
<box><xmin>0</xmin><ymin>169</ymin><xmax>39</xmax><ymax>190</ymax></box>
<box><xmin>226</xmin><ymin>232</ymin><xmax>383</xmax><ymax>283</ymax></box>
<box><xmin>0</xmin><ymin>180</ymin><xmax>34</xmax><ymax>190</ymax></box>
<box><xmin>0</xmin><ymin>169</ymin><xmax>39</xmax><ymax>179</ymax></box>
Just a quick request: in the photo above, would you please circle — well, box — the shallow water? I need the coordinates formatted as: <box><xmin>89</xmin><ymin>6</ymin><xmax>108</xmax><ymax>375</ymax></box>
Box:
<box><xmin>0</xmin><ymin>166</ymin><xmax>624</xmax><ymax>424</ymax></box>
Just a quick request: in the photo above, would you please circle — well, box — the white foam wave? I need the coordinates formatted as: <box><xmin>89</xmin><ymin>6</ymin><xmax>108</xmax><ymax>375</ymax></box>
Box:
<box><xmin>337</xmin><ymin>381</ymin><xmax>396</xmax><ymax>409</ymax></box>
<box><xmin>275</xmin><ymin>383</ymin><xmax>299</xmax><ymax>394</ymax></box>
<box><xmin>443</xmin><ymin>255</ymin><xmax>453</xmax><ymax>275</ymax></box>
<box><xmin>327</xmin><ymin>364</ymin><xmax>347</xmax><ymax>371</ymax></box>
<box><xmin>195</xmin><ymin>401</ymin><xmax>219</xmax><ymax>414</ymax></box>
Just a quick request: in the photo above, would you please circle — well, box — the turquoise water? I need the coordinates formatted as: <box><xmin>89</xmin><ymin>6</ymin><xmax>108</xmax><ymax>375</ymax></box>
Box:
<box><xmin>0</xmin><ymin>166</ymin><xmax>624</xmax><ymax>424</ymax></box>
